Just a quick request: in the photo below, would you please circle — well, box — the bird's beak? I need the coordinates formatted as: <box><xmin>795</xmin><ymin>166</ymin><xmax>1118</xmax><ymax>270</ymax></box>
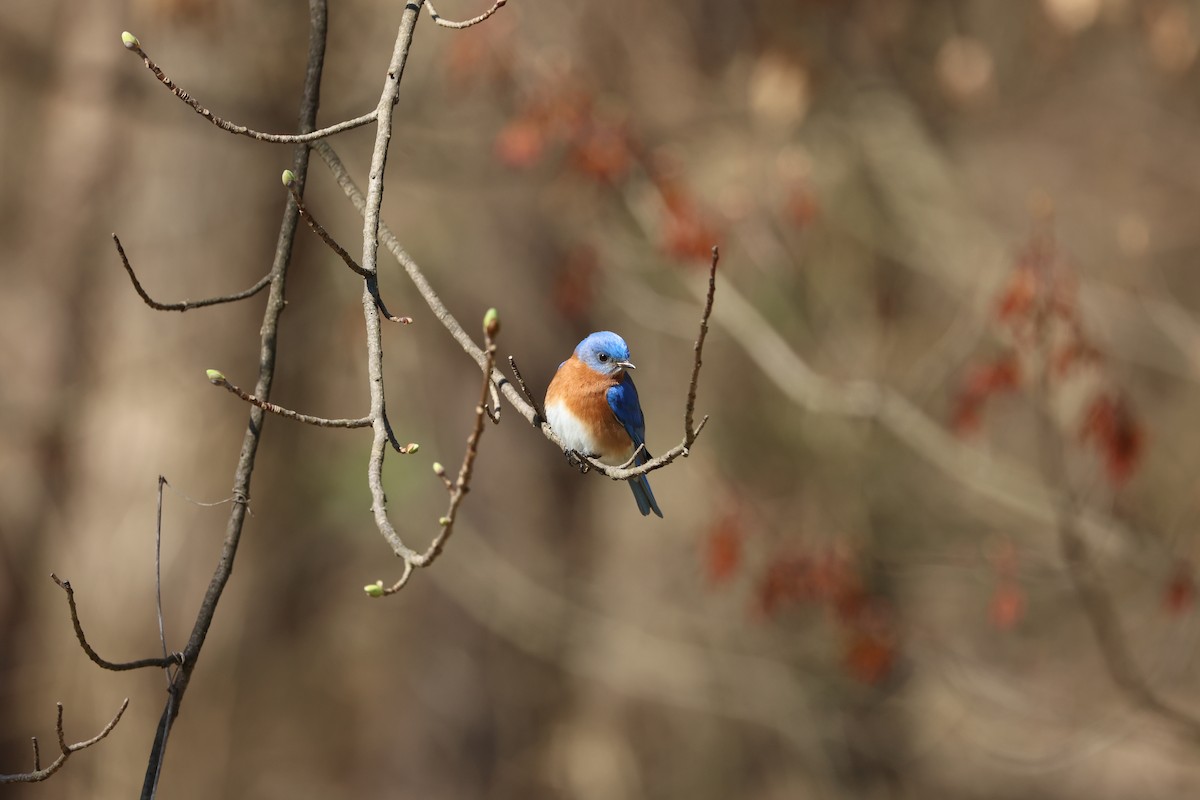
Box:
<box><xmin>617</xmin><ymin>360</ymin><xmax>636</xmax><ymax>370</ymax></box>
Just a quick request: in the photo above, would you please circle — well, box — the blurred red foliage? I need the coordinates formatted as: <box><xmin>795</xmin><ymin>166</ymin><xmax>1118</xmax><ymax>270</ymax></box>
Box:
<box><xmin>1079</xmin><ymin>393</ymin><xmax>1144</xmax><ymax>487</ymax></box>
<box><xmin>1164</xmin><ymin>562</ymin><xmax>1196</xmax><ymax>615</ymax></box>
<box><xmin>953</xmin><ymin>233</ymin><xmax>1146</xmax><ymax>488</ymax></box>
<box><xmin>492</xmin><ymin>76</ymin><xmax>720</xmax><ymax>262</ymax></box>
<box><xmin>703</xmin><ymin>514</ymin><xmax>743</xmax><ymax>587</ymax></box>
<box><xmin>951</xmin><ymin>354</ymin><xmax>1022</xmax><ymax>434</ymax></box>
<box><xmin>751</xmin><ymin>545</ymin><xmax>898</xmax><ymax>685</ymax></box>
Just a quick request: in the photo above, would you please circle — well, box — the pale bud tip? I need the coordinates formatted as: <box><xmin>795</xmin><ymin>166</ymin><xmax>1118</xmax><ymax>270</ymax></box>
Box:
<box><xmin>205</xmin><ymin>369</ymin><xmax>225</xmax><ymax>384</ymax></box>
<box><xmin>364</xmin><ymin>580</ymin><xmax>384</xmax><ymax>598</ymax></box>
<box><xmin>483</xmin><ymin>307</ymin><xmax>500</xmax><ymax>338</ymax></box>
<box><xmin>121</xmin><ymin>32</ymin><xmax>139</xmax><ymax>49</ymax></box>
<box><xmin>281</xmin><ymin>169</ymin><xmax>297</xmax><ymax>187</ymax></box>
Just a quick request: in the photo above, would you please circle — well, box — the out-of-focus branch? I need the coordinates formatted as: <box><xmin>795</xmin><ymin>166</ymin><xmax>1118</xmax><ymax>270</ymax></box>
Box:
<box><xmin>118</xmin><ymin>32</ymin><xmax>376</xmax><ymax>144</ymax></box>
<box><xmin>1030</xmin><ymin>314</ymin><xmax>1200</xmax><ymax>744</ymax></box>
<box><xmin>684</xmin><ymin>270</ymin><xmax>1138</xmax><ymax>551</ymax></box>
<box><xmin>113</xmin><ymin>234</ymin><xmax>271</xmax><ymax>312</ymax></box>
<box><xmin>0</xmin><ymin>700</ymin><xmax>130</xmax><ymax>784</ymax></box>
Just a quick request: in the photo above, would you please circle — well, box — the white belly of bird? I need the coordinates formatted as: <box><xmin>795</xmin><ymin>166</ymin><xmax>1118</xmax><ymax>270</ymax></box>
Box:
<box><xmin>545</xmin><ymin>401</ymin><xmax>632</xmax><ymax>465</ymax></box>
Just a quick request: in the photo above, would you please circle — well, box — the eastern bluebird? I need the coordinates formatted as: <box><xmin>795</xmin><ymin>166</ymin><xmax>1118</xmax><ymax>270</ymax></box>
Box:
<box><xmin>545</xmin><ymin>331</ymin><xmax>663</xmax><ymax>517</ymax></box>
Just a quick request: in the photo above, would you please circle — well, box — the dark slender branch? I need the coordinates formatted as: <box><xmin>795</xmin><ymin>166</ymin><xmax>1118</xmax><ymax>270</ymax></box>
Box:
<box><xmin>508</xmin><ymin>355</ymin><xmax>544</xmax><ymax>423</ymax></box>
<box><xmin>316</xmin><ymin>140</ymin><xmax>719</xmax><ymax>482</ymax></box>
<box><xmin>281</xmin><ymin>174</ymin><xmax>414</xmax><ymax>324</ymax></box>
<box><xmin>284</xmin><ymin>177</ymin><xmax>370</xmax><ymax>277</ymax></box>
<box><xmin>0</xmin><ymin>699</ymin><xmax>130</xmax><ymax>784</ymax></box>
<box><xmin>424</xmin><ymin>0</ymin><xmax>507</xmax><ymax>28</ymax></box>
<box><xmin>685</xmin><ymin>246</ymin><xmax>717</xmax><ymax>439</ymax></box>
<box><xmin>137</xmin><ymin>4</ymin><xmax>332</xmax><ymax>795</ymax></box>
<box><xmin>113</xmin><ymin>234</ymin><xmax>270</xmax><ymax>312</ymax></box>
<box><xmin>50</xmin><ymin>575</ymin><xmax>181</xmax><ymax>671</ymax></box>
<box><xmin>120</xmin><ymin>32</ymin><xmax>375</xmax><ymax>144</ymax></box>
<box><xmin>154</xmin><ymin>477</ymin><xmax>176</xmax><ymax>684</ymax></box>
<box><xmin>206</xmin><ymin>370</ymin><xmax>371</xmax><ymax>429</ymax></box>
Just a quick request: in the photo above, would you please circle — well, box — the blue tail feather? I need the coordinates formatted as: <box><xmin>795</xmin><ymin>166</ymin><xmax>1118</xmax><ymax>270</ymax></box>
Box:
<box><xmin>629</xmin><ymin>474</ymin><xmax>663</xmax><ymax>518</ymax></box>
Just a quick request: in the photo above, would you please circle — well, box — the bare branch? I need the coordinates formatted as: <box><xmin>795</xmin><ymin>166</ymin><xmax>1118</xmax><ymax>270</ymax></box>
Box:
<box><xmin>684</xmin><ymin>246</ymin><xmax>717</xmax><ymax>439</ymax></box>
<box><xmin>380</xmin><ymin>329</ymin><xmax>498</xmax><ymax>595</ymax></box>
<box><xmin>424</xmin><ymin>0</ymin><xmax>507</xmax><ymax>29</ymax></box>
<box><xmin>0</xmin><ymin>699</ymin><xmax>130</xmax><ymax>783</ymax></box>
<box><xmin>120</xmin><ymin>33</ymin><xmax>376</xmax><ymax>144</ymax></box>
<box><xmin>113</xmin><ymin>234</ymin><xmax>270</xmax><ymax>312</ymax></box>
<box><xmin>50</xmin><ymin>575</ymin><xmax>181</xmax><ymax>672</ymax></box>
<box><xmin>283</xmin><ymin>177</ymin><xmax>370</xmax><ymax>278</ymax></box>
<box><xmin>135</xmin><ymin>4</ymin><xmax>336</xmax><ymax>793</ymax></box>
<box><xmin>508</xmin><ymin>355</ymin><xmax>545</xmax><ymax>423</ymax></box>
<box><xmin>205</xmin><ymin>370</ymin><xmax>371</xmax><ymax>429</ymax></box>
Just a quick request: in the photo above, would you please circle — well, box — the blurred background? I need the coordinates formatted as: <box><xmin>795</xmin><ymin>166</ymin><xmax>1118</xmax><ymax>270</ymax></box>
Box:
<box><xmin>5</xmin><ymin>0</ymin><xmax>1200</xmax><ymax>797</ymax></box>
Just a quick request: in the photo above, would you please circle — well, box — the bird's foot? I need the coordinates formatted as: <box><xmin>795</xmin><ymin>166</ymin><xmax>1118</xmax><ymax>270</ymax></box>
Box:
<box><xmin>564</xmin><ymin>449</ymin><xmax>593</xmax><ymax>474</ymax></box>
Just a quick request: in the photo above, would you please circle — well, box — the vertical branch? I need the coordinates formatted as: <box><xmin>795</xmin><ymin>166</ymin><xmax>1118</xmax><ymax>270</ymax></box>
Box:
<box><xmin>362</xmin><ymin>3</ymin><xmax>425</xmax><ymax>561</ymax></box>
<box><xmin>138</xmin><ymin>2</ymin><xmax>331</xmax><ymax>796</ymax></box>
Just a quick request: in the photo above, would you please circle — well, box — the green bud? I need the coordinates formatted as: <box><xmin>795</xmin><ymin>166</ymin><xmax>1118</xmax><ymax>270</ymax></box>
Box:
<box><xmin>281</xmin><ymin>169</ymin><xmax>297</xmax><ymax>187</ymax></box>
<box><xmin>121</xmin><ymin>32</ymin><xmax>140</xmax><ymax>49</ymax></box>
<box><xmin>432</xmin><ymin>462</ymin><xmax>446</xmax><ymax>476</ymax></box>
<box><xmin>483</xmin><ymin>307</ymin><xmax>500</xmax><ymax>339</ymax></box>
<box><xmin>205</xmin><ymin>369</ymin><xmax>226</xmax><ymax>384</ymax></box>
<box><xmin>438</xmin><ymin>516</ymin><xmax>452</xmax><ymax>526</ymax></box>
<box><xmin>404</xmin><ymin>443</ymin><xmax>420</xmax><ymax>454</ymax></box>
<box><xmin>363</xmin><ymin>580</ymin><xmax>384</xmax><ymax>598</ymax></box>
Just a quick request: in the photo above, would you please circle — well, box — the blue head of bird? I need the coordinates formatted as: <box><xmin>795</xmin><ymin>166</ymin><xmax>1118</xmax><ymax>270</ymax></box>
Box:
<box><xmin>575</xmin><ymin>331</ymin><xmax>636</xmax><ymax>376</ymax></box>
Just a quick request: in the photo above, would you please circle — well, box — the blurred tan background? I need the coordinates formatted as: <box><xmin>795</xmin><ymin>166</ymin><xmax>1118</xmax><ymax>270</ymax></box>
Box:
<box><xmin>6</xmin><ymin>0</ymin><xmax>1200</xmax><ymax>797</ymax></box>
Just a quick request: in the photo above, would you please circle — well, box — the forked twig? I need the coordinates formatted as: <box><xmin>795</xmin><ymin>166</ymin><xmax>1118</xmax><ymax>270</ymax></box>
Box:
<box><xmin>0</xmin><ymin>700</ymin><xmax>130</xmax><ymax>784</ymax></box>
<box><xmin>375</xmin><ymin>322</ymin><xmax>499</xmax><ymax>596</ymax></box>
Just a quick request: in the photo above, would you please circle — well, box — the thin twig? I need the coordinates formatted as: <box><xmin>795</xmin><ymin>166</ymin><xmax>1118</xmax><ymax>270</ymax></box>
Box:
<box><xmin>284</xmin><ymin>181</ymin><xmax>370</xmax><ymax>277</ymax></box>
<box><xmin>154</xmin><ymin>476</ymin><xmax>175</xmax><ymax>684</ymax></box>
<box><xmin>0</xmin><ymin>699</ymin><xmax>130</xmax><ymax>784</ymax></box>
<box><xmin>207</xmin><ymin>371</ymin><xmax>371</xmax><ymax>429</ymax></box>
<box><xmin>684</xmin><ymin>246</ymin><xmax>717</xmax><ymax>440</ymax></box>
<box><xmin>424</xmin><ymin>0</ymin><xmax>507</xmax><ymax>29</ymax></box>
<box><xmin>508</xmin><ymin>355</ymin><xmax>544</xmax><ymax>423</ymax></box>
<box><xmin>114</xmin><ymin>234</ymin><xmax>270</xmax><ymax>312</ymax></box>
<box><xmin>50</xmin><ymin>575</ymin><xmax>181</xmax><ymax>671</ymax></box>
<box><xmin>120</xmin><ymin>33</ymin><xmax>376</xmax><ymax>144</ymax></box>
<box><xmin>281</xmin><ymin>178</ymin><xmax>413</xmax><ymax>324</ymax></box>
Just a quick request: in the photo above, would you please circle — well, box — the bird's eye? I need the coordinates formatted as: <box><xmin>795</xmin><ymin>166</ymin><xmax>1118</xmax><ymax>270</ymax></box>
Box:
<box><xmin>598</xmin><ymin>353</ymin><xmax>609</xmax><ymax>362</ymax></box>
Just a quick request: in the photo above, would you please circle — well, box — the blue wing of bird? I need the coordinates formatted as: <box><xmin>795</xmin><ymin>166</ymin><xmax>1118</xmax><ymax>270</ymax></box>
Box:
<box><xmin>607</xmin><ymin>375</ymin><xmax>663</xmax><ymax>518</ymax></box>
